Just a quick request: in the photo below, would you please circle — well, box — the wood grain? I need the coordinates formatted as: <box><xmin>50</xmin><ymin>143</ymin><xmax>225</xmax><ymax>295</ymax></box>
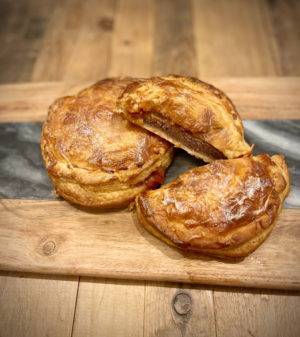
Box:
<box><xmin>30</xmin><ymin>0</ymin><xmax>86</xmax><ymax>82</ymax></box>
<box><xmin>30</xmin><ymin>0</ymin><xmax>115</xmax><ymax>82</ymax></box>
<box><xmin>192</xmin><ymin>0</ymin><xmax>280</xmax><ymax>77</ymax></box>
<box><xmin>72</xmin><ymin>278</ymin><xmax>145</xmax><ymax>337</ymax></box>
<box><xmin>0</xmin><ymin>77</ymin><xmax>299</xmax><ymax>122</ymax></box>
<box><xmin>0</xmin><ymin>0</ymin><xmax>55</xmax><ymax>84</ymax></box>
<box><xmin>214</xmin><ymin>288</ymin><xmax>300</xmax><ymax>337</ymax></box>
<box><xmin>153</xmin><ymin>0</ymin><xmax>198</xmax><ymax>77</ymax></box>
<box><xmin>62</xmin><ymin>0</ymin><xmax>115</xmax><ymax>82</ymax></box>
<box><xmin>31</xmin><ymin>0</ymin><xmax>158</xmax><ymax>82</ymax></box>
<box><xmin>267</xmin><ymin>0</ymin><xmax>300</xmax><ymax>76</ymax></box>
<box><xmin>0</xmin><ymin>199</ymin><xmax>299</xmax><ymax>290</ymax></box>
<box><xmin>108</xmin><ymin>0</ymin><xmax>154</xmax><ymax>77</ymax></box>
<box><xmin>0</xmin><ymin>272</ymin><xmax>78</xmax><ymax>337</ymax></box>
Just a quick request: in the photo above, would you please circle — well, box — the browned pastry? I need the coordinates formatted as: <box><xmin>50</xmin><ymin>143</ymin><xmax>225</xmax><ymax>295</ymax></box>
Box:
<box><xmin>136</xmin><ymin>154</ymin><xmax>290</xmax><ymax>258</ymax></box>
<box><xmin>118</xmin><ymin>75</ymin><xmax>252</xmax><ymax>162</ymax></box>
<box><xmin>41</xmin><ymin>78</ymin><xmax>173</xmax><ymax>208</ymax></box>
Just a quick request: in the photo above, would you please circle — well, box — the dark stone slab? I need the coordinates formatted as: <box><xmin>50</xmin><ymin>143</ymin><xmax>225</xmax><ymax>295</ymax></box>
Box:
<box><xmin>0</xmin><ymin>123</ymin><xmax>54</xmax><ymax>199</ymax></box>
<box><xmin>244</xmin><ymin>120</ymin><xmax>299</xmax><ymax>208</ymax></box>
<box><xmin>0</xmin><ymin>121</ymin><xmax>299</xmax><ymax>208</ymax></box>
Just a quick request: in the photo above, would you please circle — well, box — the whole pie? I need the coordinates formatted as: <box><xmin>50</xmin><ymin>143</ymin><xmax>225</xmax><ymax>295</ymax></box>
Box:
<box><xmin>41</xmin><ymin>78</ymin><xmax>173</xmax><ymax>208</ymax></box>
<box><xmin>136</xmin><ymin>154</ymin><xmax>290</xmax><ymax>258</ymax></box>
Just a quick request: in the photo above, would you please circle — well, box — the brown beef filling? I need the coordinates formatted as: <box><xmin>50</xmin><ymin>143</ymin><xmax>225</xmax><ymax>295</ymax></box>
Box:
<box><xmin>143</xmin><ymin>113</ymin><xmax>225</xmax><ymax>160</ymax></box>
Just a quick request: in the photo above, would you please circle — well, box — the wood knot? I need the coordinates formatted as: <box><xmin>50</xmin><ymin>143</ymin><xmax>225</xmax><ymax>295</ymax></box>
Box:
<box><xmin>98</xmin><ymin>17</ymin><xmax>114</xmax><ymax>31</ymax></box>
<box><xmin>123</xmin><ymin>39</ymin><xmax>131</xmax><ymax>46</ymax></box>
<box><xmin>42</xmin><ymin>240</ymin><xmax>56</xmax><ymax>256</ymax></box>
<box><xmin>173</xmin><ymin>292</ymin><xmax>192</xmax><ymax>315</ymax></box>
<box><xmin>37</xmin><ymin>235</ymin><xmax>62</xmax><ymax>257</ymax></box>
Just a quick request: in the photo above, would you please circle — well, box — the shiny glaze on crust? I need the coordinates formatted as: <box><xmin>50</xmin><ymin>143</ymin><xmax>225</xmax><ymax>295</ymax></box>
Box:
<box><xmin>41</xmin><ymin>78</ymin><xmax>172</xmax><ymax>178</ymax></box>
<box><xmin>118</xmin><ymin>75</ymin><xmax>251</xmax><ymax>159</ymax></box>
<box><xmin>137</xmin><ymin>155</ymin><xmax>290</xmax><ymax>253</ymax></box>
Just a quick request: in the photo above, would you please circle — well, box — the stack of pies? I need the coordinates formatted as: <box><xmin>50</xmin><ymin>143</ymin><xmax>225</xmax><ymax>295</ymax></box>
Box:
<box><xmin>41</xmin><ymin>75</ymin><xmax>290</xmax><ymax>258</ymax></box>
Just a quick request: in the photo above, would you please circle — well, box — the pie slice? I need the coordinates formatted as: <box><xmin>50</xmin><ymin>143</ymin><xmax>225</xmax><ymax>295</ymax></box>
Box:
<box><xmin>118</xmin><ymin>75</ymin><xmax>251</xmax><ymax>162</ymax></box>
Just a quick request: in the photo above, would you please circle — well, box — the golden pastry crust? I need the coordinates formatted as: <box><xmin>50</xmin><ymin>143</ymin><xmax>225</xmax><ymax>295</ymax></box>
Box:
<box><xmin>41</xmin><ymin>78</ymin><xmax>173</xmax><ymax>208</ymax></box>
<box><xmin>136</xmin><ymin>154</ymin><xmax>290</xmax><ymax>258</ymax></box>
<box><xmin>118</xmin><ymin>75</ymin><xmax>251</xmax><ymax>162</ymax></box>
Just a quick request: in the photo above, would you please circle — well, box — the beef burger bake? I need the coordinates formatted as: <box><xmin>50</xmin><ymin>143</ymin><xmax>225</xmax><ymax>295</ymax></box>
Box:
<box><xmin>41</xmin><ymin>75</ymin><xmax>290</xmax><ymax>258</ymax></box>
<box><xmin>118</xmin><ymin>75</ymin><xmax>251</xmax><ymax>162</ymax></box>
<box><xmin>41</xmin><ymin>78</ymin><xmax>173</xmax><ymax>208</ymax></box>
<box><xmin>136</xmin><ymin>155</ymin><xmax>290</xmax><ymax>258</ymax></box>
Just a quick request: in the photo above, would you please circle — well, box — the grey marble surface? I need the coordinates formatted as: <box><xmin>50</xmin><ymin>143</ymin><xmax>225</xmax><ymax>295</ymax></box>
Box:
<box><xmin>0</xmin><ymin>121</ymin><xmax>299</xmax><ymax>207</ymax></box>
<box><xmin>244</xmin><ymin>120</ymin><xmax>300</xmax><ymax>208</ymax></box>
<box><xmin>0</xmin><ymin>123</ymin><xmax>53</xmax><ymax>199</ymax></box>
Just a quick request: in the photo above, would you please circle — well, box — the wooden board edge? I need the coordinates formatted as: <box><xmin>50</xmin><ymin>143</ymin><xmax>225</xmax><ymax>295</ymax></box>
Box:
<box><xmin>0</xmin><ymin>262</ymin><xmax>299</xmax><ymax>291</ymax></box>
<box><xmin>0</xmin><ymin>77</ymin><xmax>300</xmax><ymax>122</ymax></box>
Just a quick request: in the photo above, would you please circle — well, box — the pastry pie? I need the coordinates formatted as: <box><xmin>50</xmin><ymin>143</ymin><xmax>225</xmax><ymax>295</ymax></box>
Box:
<box><xmin>41</xmin><ymin>78</ymin><xmax>173</xmax><ymax>208</ymax></box>
<box><xmin>118</xmin><ymin>75</ymin><xmax>251</xmax><ymax>162</ymax></box>
<box><xmin>136</xmin><ymin>154</ymin><xmax>290</xmax><ymax>258</ymax></box>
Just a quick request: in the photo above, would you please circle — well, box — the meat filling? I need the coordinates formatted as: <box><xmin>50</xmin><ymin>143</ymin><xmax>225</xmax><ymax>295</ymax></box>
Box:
<box><xmin>143</xmin><ymin>113</ymin><xmax>225</xmax><ymax>160</ymax></box>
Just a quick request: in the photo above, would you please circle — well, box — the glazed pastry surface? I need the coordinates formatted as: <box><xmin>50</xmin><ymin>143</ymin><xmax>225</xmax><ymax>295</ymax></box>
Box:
<box><xmin>41</xmin><ymin>78</ymin><xmax>173</xmax><ymax>208</ymax></box>
<box><xmin>118</xmin><ymin>75</ymin><xmax>251</xmax><ymax>162</ymax></box>
<box><xmin>136</xmin><ymin>154</ymin><xmax>290</xmax><ymax>257</ymax></box>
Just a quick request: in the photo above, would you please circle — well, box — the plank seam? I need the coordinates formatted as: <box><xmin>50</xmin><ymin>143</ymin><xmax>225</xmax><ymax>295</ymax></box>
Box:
<box><xmin>106</xmin><ymin>0</ymin><xmax>118</xmax><ymax>77</ymax></box>
<box><xmin>70</xmin><ymin>276</ymin><xmax>81</xmax><ymax>337</ymax></box>
<box><xmin>212</xmin><ymin>290</ymin><xmax>218</xmax><ymax>337</ymax></box>
<box><xmin>143</xmin><ymin>281</ymin><xmax>146</xmax><ymax>337</ymax></box>
<box><xmin>260</xmin><ymin>0</ymin><xmax>282</xmax><ymax>76</ymax></box>
<box><xmin>190</xmin><ymin>0</ymin><xmax>200</xmax><ymax>77</ymax></box>
<box><xmin>189</xmin><ymin>0</ymin><xmax>200</xmax><ymax>77</ymax></box>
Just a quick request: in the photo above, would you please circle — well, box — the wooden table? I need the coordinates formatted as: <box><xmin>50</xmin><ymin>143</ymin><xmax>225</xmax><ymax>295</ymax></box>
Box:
<box><xmin>0</xmin><ymin>1</ymin><xmax>299</xmax><ymax>336</ymax></box>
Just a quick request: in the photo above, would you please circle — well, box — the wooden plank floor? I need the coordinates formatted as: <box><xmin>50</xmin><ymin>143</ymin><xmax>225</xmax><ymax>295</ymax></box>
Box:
<box><xmin>0</xmin><ymin>0</ymin><xmax>300</xmax><ymax>336</ymax></box>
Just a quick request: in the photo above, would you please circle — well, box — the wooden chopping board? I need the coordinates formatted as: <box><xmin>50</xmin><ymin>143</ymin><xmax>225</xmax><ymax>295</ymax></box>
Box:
<box><xmin>0</xmin><ymin>78</ymin><xmax>300</xmax><ymax>290</ymax></box>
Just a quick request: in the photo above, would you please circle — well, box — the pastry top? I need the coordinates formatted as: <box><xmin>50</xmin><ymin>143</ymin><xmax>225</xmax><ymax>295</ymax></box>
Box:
<box><xmin>41</xmin><ymin>78</ymin><xmax>172</xmax><ymax>185</ymax></box>
<box><xmin>137</xmin><ymin>154</ymin><xmax>290</xmax><ymax>250</ymax></box>
<box><xmin>118</xmin><ymin>75</ymin><xmax>251</xmax><ymax>159</ymax></box>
